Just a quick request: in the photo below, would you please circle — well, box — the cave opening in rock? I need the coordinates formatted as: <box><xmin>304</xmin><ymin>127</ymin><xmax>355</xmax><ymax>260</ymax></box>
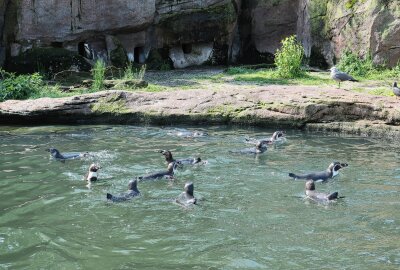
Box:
<box><xmin>78</xmin><ymin>42</ymin><xmax>86</xmax><ymax>57</ymax></box>
<box><xmin>51</xmin><ymin>42</ymin><xmax>63</xmax><ymax>48</ymax></box>
<box><xmin>134</xmin><ymin>46</ymin><xmax>144</xmax><ymax>63</ymax></box>
<box><xmin>182</xmin><ymin>43</ymin><xmax>192</xmax><ymax>54</ymax></box>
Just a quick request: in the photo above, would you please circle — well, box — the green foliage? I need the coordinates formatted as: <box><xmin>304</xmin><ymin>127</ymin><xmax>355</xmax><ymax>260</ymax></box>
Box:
<box><xmin>345</xmin><ymin>0</ymin><xmax>358</xmax><ymax>9</ymax></box>
<box><xmin>274</xmin><ymin>35</ymin><xmax>305</xmax><ymax>78</ymax></box>
<box><xmin>337</xmin><ymin>50</ymin><xmax>375</xmax><ymax>77</ymax></box>
<box><xmin>0</xmin><ymin>69</ymin><xmax>43</xmax><ymax>101</ymax></box>
<box><xmin>91</xmin><ymin>60</ymin><xmax>106</xmax><ymax>91</ymax></box>
<box><xmin>123</xmin><ymin>64</ymin><xmax>146</xmax><ymax>81</ymax></box>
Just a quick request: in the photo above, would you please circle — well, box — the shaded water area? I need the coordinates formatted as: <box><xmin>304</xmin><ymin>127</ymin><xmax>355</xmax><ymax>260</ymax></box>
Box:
<box><xmin>0</xmin><ymin>125</ymin><xmax>399</xmax><ymax>269</ymax></box>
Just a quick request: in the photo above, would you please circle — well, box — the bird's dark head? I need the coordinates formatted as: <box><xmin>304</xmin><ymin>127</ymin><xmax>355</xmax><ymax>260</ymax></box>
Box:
<box><xmin>160</xmin><ymin>150</ymin><xmax>173</xmax><ymax>161</ymax></box>
<box><xmin>128</xmin><ymin>179</ymin><xmax>138</xmax><ymax>191</ymax></box>
<box><xmin>46</xmin><ymin>148</ymin><xmax>61</xmax><ymax>157</ymax></box>
<box><xmin>328</xmin><ymin>162</ymin><xmax>348</xmax><ymax>176</ymax></box>
<box><xmin>88</xmin><ymin>163</ymin><xmax>101</xmax><ymax>172</ymax></box>
<box><xmin>394</xmin><ymin>82</ymin><xmax>398</xmax><ymax>88</ymax></box>
<box><xmin>271</xmin><ymin>131</ymin><xmax>286</xmax><ymax>141</ymax></box>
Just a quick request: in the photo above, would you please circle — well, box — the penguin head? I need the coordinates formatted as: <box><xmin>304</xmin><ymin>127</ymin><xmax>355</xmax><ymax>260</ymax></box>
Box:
<box><xmin>88</xmin><ymin>163</ymin><xmax>101</xmax><ymax>172</ymax></box>
<box><xmin>160</xmin><ymin>150</ymin><xmax>173</xmax><ymax>161</ymax></box>
<box><xmin>128</xmin><ymin>179</ymin><xmax>138</xmax><ymax>191</ymax></box>
<box><xmin>271</xmin><ymin>130</ymin><xmax>286</xmax><ymax>141</ymax></box>
<box><xmin>184</xmin><ymin>182</ymin><xmax>194</xmax><ymax>196</ymax></box>
<box><xmin>46</xmin><ymin>148</ymin><xmax>61</xmax><ymax>158</ymax></box>
<box><xmin>329</xmin><ymin>162</ymin><xmax>348</xmax><ymax>177</ymax></box>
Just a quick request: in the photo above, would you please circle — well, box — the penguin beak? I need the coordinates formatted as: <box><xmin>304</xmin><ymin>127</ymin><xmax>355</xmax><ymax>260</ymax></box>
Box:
<box><xmin>340</xmin><ymin>163</ymin><xmax>348</xmax><ymax>168</ymax></box>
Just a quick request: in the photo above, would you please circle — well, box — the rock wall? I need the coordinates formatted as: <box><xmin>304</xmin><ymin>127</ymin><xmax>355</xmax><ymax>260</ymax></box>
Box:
<box><xmin>1</xmin><ymin>0</ymin><xmax>400</xmax><ymax>70</ymax></box>
<box><xmin>308</xmin><ymin>0</ymin><xmax>400</xmax><ymax>67</ymax></box>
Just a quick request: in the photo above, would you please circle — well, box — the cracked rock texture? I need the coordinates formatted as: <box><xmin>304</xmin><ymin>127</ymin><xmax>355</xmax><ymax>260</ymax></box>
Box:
<box><xmin>1</xmin><ymin>86</ymin><xmax>399</xmax><ymax>138</ymax></box>
<box><xmin>1</xmin><ymin>0</ymin><xmax>400</xmax><ymax>69</ymax></box>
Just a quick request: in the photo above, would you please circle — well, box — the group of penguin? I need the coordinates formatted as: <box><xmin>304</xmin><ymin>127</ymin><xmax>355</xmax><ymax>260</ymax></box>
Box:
<box><xmin>47</xmin><ymin>129</ymin><xmax>349</xmax><ymax>207</ymax></box>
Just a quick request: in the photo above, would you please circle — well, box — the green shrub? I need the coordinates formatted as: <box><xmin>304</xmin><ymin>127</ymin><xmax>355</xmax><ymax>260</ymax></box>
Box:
<box><xmin>91</xmin><ymin>60</ymin><xmax>106</xmax><ymax>91</ymax></box>
<box><xmin>123</xmin><ymin>64</ymin><xmax>146</xmax><ymax>81</ymax></box>
<box><xmin>274</xmin><ymin>35</ymin><xmax>305</xmax><ymax>78</ymax></box>
<box><xmin>0</xmin><ymin>69</ymin><xmax>43</xmax><ymax>101</ymax></box>
<box><xmin>337</xmin><ymin>50</ymin><xmax>375</xmax><ymax>77</ymax></box>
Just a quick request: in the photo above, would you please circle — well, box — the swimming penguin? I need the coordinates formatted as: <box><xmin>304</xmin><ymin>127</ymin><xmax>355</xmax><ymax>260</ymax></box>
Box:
<box><xmin>137</xmin><ymin>161</ymin><xmax>180</xmax><ymax>181</ymax></box>
<box><xmin>305</xmin><ymin>180</ymin><xmax>339</xmax><ymax>203</ymax></box>
<box><xmin>46</xmin><ymin>148</ymin><xmax>89</xmax><ymax>161</ymax></box>
<box><xmin>175</xmin><ymin>182</ymin><xmax>197</xmax><ymax>206</ymax></box>
<box><xmin>159</xmin><ymin>150</ymin><xmax>206</xmax><ymax>166</ymax></box>
<box><xmin>168</xmin><ymin>129</ymin><xmax>208</xmax><ymax>138</ymax></box>
<box><xmin>106</xmin><ymin>179</ymin><xmax>140</xmax><ymax>202</ymax></box>
<box><xmin>234</xmin><ymin>140</ymin><xmax>270</xmax><ymax>154</ymax></box>
<box><xmin>245</xmin><ymin>130</ymin><xmax>286</xmax><ymax>145</ymax></box>
<box><xmin>289</xmin><ymin>162</ymin><xmax>348</xmax><ymax>182</ymax></box>
<box><xmin>85</xmin><ymin>163</ymin><xmax>101</xmax><ymax>182</ymax></box>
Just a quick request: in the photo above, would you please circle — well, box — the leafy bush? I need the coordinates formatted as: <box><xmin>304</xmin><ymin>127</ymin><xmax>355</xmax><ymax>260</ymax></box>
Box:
<box><xmin>337</xmin><ymin>50</ymin><xmax>375</xmax><ymax>77</ymax></box>
<box><xmin>91</xmin><ymin>60</ymin><xmax>106</xmax><ymax>91</ymax></box>
<box><xmin>274</xmin><ymin>35</ymin><xmax>305</xmax><ymax>78</ymax></box>
<box><xmin>0</xmin><ymin>69</ymin><xmax>43</xmax><ymax>101</ymax></box>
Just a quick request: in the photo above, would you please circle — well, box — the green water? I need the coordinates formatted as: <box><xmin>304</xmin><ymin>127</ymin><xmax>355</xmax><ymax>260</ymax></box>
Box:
<box><xmin>0</xmin><ymin>125</ymin><xmax>399</xmax><ymax>269</ymax></box>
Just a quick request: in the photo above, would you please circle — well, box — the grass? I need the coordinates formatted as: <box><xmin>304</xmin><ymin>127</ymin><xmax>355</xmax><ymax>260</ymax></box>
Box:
<box><xmin>225</xmin><ymin>67</ymin><xmax>333</xmax><ymax>86</ymax></box>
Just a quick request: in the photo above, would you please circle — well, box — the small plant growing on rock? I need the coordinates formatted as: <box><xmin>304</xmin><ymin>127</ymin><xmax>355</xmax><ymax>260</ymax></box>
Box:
<box><xmin>274</xmin><ymin>35</ymin><xmax>305</xmax><ymax>78</ymax></box>
<box><xmin>91</xmin><ymin>60</ymin><xmax>106</xmax><ymax>91</ymax></box>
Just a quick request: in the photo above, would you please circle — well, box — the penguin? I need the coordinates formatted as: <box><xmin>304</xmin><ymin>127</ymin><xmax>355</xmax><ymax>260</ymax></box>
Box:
<box><xmin>233</xmin><ymin>140</ymin><xmax>270</xmax><ymax>154</ymax></box>
<box><xmin>46</xmin><ymin>148</ymin><xmax>89</xmax><ymax>161</ymax></box>
<box><xmin>175</xmin><ymin>182</ymin><xmax>197</xmax><ymax>206</ymax></box>
<box><xmin>289</xmin><ymin>162</ymin><xmax>348</xmax><ymax>182</ymax></box>
<box><xmin>137</xmin><ymin>162</ymin><xmax>180</xmax><ymax>181</ymax></box>
<box><xmin>245</xmin><ymin>130</ymin><xmax>286</xmax><ymax>145</ymax></box>
<box><xmin>305</xmin><ymin>180</ymin><xmax>339</xmax><ymax>203</ymax></box>
<box><xmin>85</xmin><ymin>163</ymin><xmax>101</xmax><ymax>182</ymax></box>
<box><xmin>168</xmin><ymin>129</ymin><xmax>208</xmax><ymax>138</ymax></box>
<box><xmin>159</xmin><ymin>150</ymin><xmax>206</xmax><ymax>166</ymax></box>
<box><xmin>106</xmin><ymin>179</ymin><xmax>140</xmax><ymax>202</ymax></box>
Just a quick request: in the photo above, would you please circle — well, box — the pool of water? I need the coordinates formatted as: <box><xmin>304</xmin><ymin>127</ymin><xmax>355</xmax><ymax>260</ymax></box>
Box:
<box><xmin>0</xmin><ymin>125</ymin><xmax>399</xmax><ymax>269</ymax></box>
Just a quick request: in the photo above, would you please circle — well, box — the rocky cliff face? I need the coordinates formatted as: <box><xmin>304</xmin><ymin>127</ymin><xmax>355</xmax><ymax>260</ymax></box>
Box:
<box><xmin>308</xmin><ymin>0</ymin><xmax>400</xmax><ymax>67</ymax></box>
<box><xmin>1</xmin><ymin>0</ymin><xmax>400</xmax><ymax>71</ymax></box>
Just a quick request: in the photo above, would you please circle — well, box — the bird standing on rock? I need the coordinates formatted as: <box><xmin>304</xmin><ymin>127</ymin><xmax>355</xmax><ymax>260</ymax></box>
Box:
<box><xmin>330</xmin><ymin>67</ymin><xmax>358</xmax><ymax>88</ymax></box>
<box><xmin>393</xmin><ymin>82</ymin><xmax>400</xmax><ymax>98</ymax></box>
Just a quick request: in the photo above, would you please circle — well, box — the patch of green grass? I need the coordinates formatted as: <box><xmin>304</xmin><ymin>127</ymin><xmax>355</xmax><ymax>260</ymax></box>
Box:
<box><xmin>353</xmin><ymin>87</ymin><xmax>394</xmax><ymax>96</ymax></box>
<box><xmin>229</xmin><ymin>68</ymin><xmax>333</xmax><ymax>85</ymax></box>
<box><xmin>144</xmin><ymin>84</ymin><xmax>170</xmax><ymax>92</ymax></box>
